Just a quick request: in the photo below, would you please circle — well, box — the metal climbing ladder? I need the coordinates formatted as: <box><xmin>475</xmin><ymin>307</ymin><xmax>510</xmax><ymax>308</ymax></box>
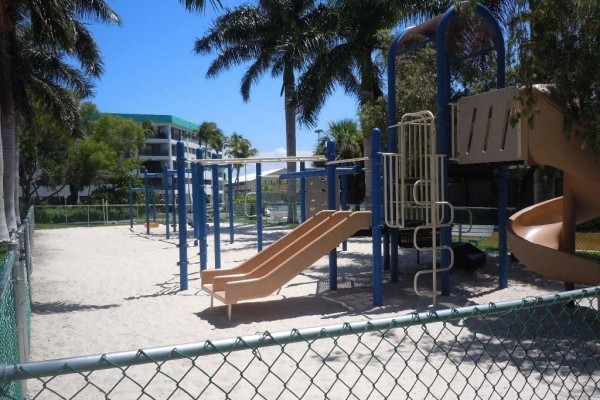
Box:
<box><xmin>383</xmin><ymin>111</ymin><xmax>454</xmax><ymax>305</ymax></box>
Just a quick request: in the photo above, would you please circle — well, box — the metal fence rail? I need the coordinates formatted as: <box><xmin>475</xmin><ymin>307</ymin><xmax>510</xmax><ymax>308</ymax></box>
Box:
<box><xmin>1</xmin><ymin>287</ymin><xmax>599</xmax><ymax>399</ymax></box>
<box><xmin>0</xmin><ymin>208</ymin><xmax>35</xmax><ymax>399</ymax></box>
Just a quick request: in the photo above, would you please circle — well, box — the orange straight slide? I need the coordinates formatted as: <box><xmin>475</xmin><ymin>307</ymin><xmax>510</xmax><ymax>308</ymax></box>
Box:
<box><xmin>201</xmin><ymin>210</ymin><xmax>372</xmax><ymax>307</ymax></box>
<box><xmin>507</xmin><ymin>87</ymin><xmax>600</xmax><ymax>285</ymax></box>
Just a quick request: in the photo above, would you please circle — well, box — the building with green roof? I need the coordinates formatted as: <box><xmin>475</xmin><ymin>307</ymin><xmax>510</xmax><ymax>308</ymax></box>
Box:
<box><xmin>109</xmin><ymin>113</ymin><xmax>201</xmax><ymax>173</ymax></box>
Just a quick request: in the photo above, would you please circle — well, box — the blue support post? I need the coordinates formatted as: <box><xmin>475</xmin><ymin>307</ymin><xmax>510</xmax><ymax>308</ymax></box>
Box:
<box><xmin>212</xmin><ymin>155</ymin><xmax>221</xmax><ymax>269</ymax></box>
<box><xmin>171</xmin><ymin>174</ymin><xmax>177</xmax><ymax>232</ymax></box>
<box><xmin>164</xmin><ymin>165</ymin><xmax>170</xmax><ymax>239</ymax></box>
<box><xmin>371</xmin><ymin>129</ymin><xmax>383</xmax><ymax>306</ymax></box>
<box><xmin>129</xmin><ymin>187</ymin><xmax>134</xmax><ymax>229</ymax></box>
<box><xmin>151</xmin><ymin>189</ymin><xmax>157</xmax><ymax>222</ymax></box>
<box><xmin>228</xmin><ymin>165</ymin><xmax>234</xmax><ymax>244</ymax></box>
<box><xmin>498</xmin><ymin>166</ymin><xmax>509</xmax><ymax>288</ymax></box>
<box><xmin>192</xmin><ymin>156</ymin><xmax>200</xmax><ymax>239</ymax></box>
<box><xmin>390</xmin><ymin>233</ymin><xmax>399</xmax><ymax>280</ymax></box>
<box><xmin>144</xmin><ymin>170</ymin><xmax>150</xmax><ymax>235</ymax></box>
<box><xmin>176</xmin><ymin>142</ymin><xmax>188</xmax><ymax>290</ymax></box>
<box><xmin>198</xmin><ymin>159</ymin><xmax>208</xmax><ymax>271</ymax></box>
<box><xmin>300</xmin><ymin>162</ymin><xmax>306</xmax><ymax>223</ymax></box>
<box><xmin>383</xmin><ymin>234</ymin><xmax>390</xmax><ymax>271</ymax></box>
<box><xmin>256</xmin><ymin>163</ymin><xmax>263</xmax><ymax>252</ymax></box>
<box><xmin>435</xmin><ymin>9</ymin><xmax>456</xmax><ymax>297</ymax></box>
<box><xmin>326</xmin><ymin>141</ymin><xmax>337</xmax><ymax>290</ymax></box>
<box><xmin>341</xmin><ymin>174</ymin><xmax>348</xmax><ymax>252</ymax></box>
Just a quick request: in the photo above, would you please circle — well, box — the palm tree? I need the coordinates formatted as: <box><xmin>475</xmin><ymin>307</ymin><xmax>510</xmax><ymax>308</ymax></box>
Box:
<box><xmin>0</xmin><ymin>0</ymin><xmax>119</xmax><ymax>237</ymax></box>
<box><xmin>225</xmin><ymin>133</ymin><xmax>258</xmax><ymax>196</ymax></box>
<box><xmin>179</xmin><ymin>0</ymin><xmax>222</xmax><ymax>12</ymax></box>
<box><xmin>194</xmin><ymin>0</ymin><xmax>334</xmax><ymax>222</ymax></box>
<box><xmin>198</xmin><ymin>121</ymin><xmax>224</xmax><ymax>158</ymax></box>
<box><xmin>314</xmin><ymin>119</ymin><xmax>365</xmax><ymax>205</ymax></box>
<box><xmin>296</xmin><ymin>0</ymin><xmax>447</xmax><ymax>210</ymax></box>
<box><xmin>17</xmin><ymin>27</ymin><xmax>96</xmax><ymax>212</ymax></box>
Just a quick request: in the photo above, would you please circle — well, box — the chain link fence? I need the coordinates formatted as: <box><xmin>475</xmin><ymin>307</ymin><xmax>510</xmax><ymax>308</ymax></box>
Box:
<box><xmin>0</xmin><ymin>208</ymin><xmax>35</xmax><ymax>399</ymax></box>
<box><xmin>1</xmin><ymin>287</ymin><xmax>599</xmax><ymax>399</ymax></box>
<box><xmin>33</xmin><ymin>202</ymin><xmax>303</xmax><ymax>228</ymax></box>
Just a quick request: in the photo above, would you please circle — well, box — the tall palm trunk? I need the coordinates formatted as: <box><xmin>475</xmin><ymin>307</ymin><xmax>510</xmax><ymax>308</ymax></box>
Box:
<box><xmin>1</xmin><ymin>103</ymin><xmax>17</xmax><ymax>232</ymax></box>
<box><xmin>283</xmin><ymin>64</ymin><xmax>297</xmax><ymax>223</ymax></box>
<box><xmin>0</xmin><ymin>118</ymin><xmax>8</xmax><ymax>240</ymax></box>
<box><xmin>0</xmin><ymin>3</ymin><xmax>14</xmax><ymax>237</ymax></box>
<box><xmin>14</xmin><ymin>142</ymin><xmax>19</xmax><ymax>224</ymax></box>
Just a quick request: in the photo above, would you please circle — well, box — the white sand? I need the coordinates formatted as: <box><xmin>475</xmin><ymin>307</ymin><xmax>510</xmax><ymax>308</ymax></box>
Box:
<box><xmin>30</xmin><ymin>223</ymin><xmax>568</xmax><ymax>360</ymax></box>
<box><xmin>27</xmin><ymin>222</ymin><xmax>590</xmax><ymax>399</ymax></box>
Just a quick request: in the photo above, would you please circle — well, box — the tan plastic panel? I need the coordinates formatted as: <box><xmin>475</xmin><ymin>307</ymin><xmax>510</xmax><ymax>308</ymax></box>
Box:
<box><xmin>203</xmin><ymin>211</ymin><xmax>371</xmax><ymax>305</ymax></box>
<box><xmin>305</xmin><ymin>176</ymin><xmax>339</xmax><ymax>219</ymax></box>
<box><xmin>507</xmin><ymin>87</ymin><xmax>600</xmax><ymax>285</ymax></box>
<box><xmin>455</xmin><ymin>87</ymin><xmax>523</xmax><ymax>164</ymax></box>
<box><xmin>201</xmin><ymin>210</ymin><xmax>335</xmax><ymax>285</ymax></box>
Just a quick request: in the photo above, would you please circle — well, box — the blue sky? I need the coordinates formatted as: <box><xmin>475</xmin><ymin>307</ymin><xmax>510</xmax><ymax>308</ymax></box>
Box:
<box><xmin>87</xmin><ymin>0</ymin><xmax>358</xmax><ymax>159</ymax></box>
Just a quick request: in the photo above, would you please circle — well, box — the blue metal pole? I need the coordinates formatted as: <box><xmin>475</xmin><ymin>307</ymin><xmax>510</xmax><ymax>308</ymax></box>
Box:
<box><xmin>228</xmin><ymin>164</ymin><xmax>234</xmax><ymax>244</ymax></box>
<box><xmin>164</xmin><ymin>165</ymin><xmax>170</xmax><ymax>239</ymax></box>
<box><xmin>198</xmin><ymin>160</ymin><xmax>208</xmax><ymax>271</ymax></box>
<box><xmin>477</xmin><ymin>2</ymin><xmax>509</xmax><ymax>289</ymax></box>
<box><xmin>129</xmin><ymin>187</ymin><xmax>134</xmax><ymax>229</ymax></box>
<box><xmin>212</xmin><ymin>154</ymin><xmax>221</xmax><ymax>269</ymax></box>
<box><xmin>171</xmin><ymin>174</ymin><xmax>177</xmax><ymax>232</ymax></box>
<box><xmin>435</xmin><ymin>7</ymin><xmax>457</xmax><ymax>297</ymax></box>
<box><xmin>498</xmin><ymin>166</ymin><xmax>508</xmax><ymax>287</ymax></box>
<box><xmin>326</xmin><ymin>140</ymin><xmax>337</xmax><ymax>291</ymax></box>
<box><xmin>300</xmin><ymin>162</ymin><xmax>306</xmax><ymax>223</ymax></box>
<box><xmin>176</xmin><ymin>142</ymin><xmax>188</xmax><ymax>291</ymax></box>
<box><xmin>152</xmin><ymin>189</ymin><xmax>157</xmax><ymax>222</ymax></box>
<box><xmin>371</xmin><ymin>129</ymin><xmax>383</xmax><ymax>306</ymax></box>
<box><xmin>383</xmin><ymin>234</ymin><xmax>390</xmax><ymax>271</ymax></box>
<box><xmin>256</xmin><ymin>163</ymin><xmax>263</xmax><ymax>252</ymax></box>
<box><xmin>192</xmin><ymin>155</ymin><xmax>200</xmax><ymax>240</ymax></box>
<box><xmin>341</xmin><ymin>174</ymin><xmax>348</xmax><ymax>252</ymax></box>
<box><xmin>144</xmin><ymin>170</ymin><xmax>150</xmax><ymax>235</ymax></box>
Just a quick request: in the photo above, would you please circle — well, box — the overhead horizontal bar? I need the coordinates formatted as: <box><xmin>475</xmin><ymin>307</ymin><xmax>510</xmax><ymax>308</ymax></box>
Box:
<box><xmin>192</xmin><ymin>155</ymin><xmax>326</xmax><ymax>165</ymax></box>
<box><xmin>325</xmin><ymin>157</ymin><xmax>369</xmax><ymax>165</ymax></box>
<box><xmin>279</xmin><ymin>166</ymin><xmax>361</xmax><ymax>180</ymax></box>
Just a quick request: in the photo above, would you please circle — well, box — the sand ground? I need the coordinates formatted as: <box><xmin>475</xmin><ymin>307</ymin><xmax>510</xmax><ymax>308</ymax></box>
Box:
<box><xmin>25</xmin><ymin>222</ymin><xmax>594</xmax><ymax>399</ymax></box>
<box><xmin>30</xmin><ymin>222</ymin><xmax>566</xmax><ymax>360</ymax></box>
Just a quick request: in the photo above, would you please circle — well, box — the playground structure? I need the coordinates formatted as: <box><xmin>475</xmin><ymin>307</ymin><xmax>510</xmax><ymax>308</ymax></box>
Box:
<box><xmin>202</xmin><ymin>210</ymin><xmax>371</xmax><ymax>319</ymax></box>
<box><xmin>129</xmin><ymin>167</ymin><xmax>181</xmax><ymax>237</ymax></box>
<box><xmin>502</xmin><ymin>86</ymin><xmax>600</xmax><ymax>285</ymax></box>
<box><xmin>172</xmin><ymin>3</ymin><xmax>599</xmax><ymax>314</ymax></box>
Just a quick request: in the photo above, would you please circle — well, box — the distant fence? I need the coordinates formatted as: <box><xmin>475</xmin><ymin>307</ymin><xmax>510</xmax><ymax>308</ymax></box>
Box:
<box><xmin>34</xmin><ymin>202</ymin><xmax>303</xmax><ymax>227</ymax></box>
<box><xmin>1</xmin><ymin>287</ymin><xmax>599</xmax><ymax>399</ymax></box>
<box><xmin>0</xmin><ymin>208</ymin><xmax>35</xmax><ymax>399</ymax></box>
<box><xmin>33</xmin><ymin>204</ymin><xmax>600</xmax><ymax>254</ymax></box>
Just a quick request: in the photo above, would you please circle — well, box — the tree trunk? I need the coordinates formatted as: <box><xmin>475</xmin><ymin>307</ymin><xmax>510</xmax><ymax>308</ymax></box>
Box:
<box><xmin>283</xmin><ymin>64</ymin><xmax>297</xmax><ymax>223</ymax></box>
<box><xmin>0</xmin><ymin>110</ymin><xmax>8</xmax><ymax>240</ymax></box>
<box><xmin>14</xmin><ymin>139</ymin><xmax>19</xmax><ymax>224</ymax></box>
<box><xmin>0</xmin><ymin>9</ymin><xmax>16</xmax><ymax>236</ymax></box>
<box><xmin>1</xmin><ymin>105</ymin><xmax>17</xmax><ymax>232</ymax></box>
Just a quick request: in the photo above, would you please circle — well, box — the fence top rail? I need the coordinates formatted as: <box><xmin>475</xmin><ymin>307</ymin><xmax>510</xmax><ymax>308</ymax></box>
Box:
<box><xmin>1</xmin><ymin>286</ymin><xmax>598</xmax><ymax>383</ymax></box>
<box><xmin>192</xmin><ymin>155</ymin><xmax>326</xmax><ymax>165</ymax></box>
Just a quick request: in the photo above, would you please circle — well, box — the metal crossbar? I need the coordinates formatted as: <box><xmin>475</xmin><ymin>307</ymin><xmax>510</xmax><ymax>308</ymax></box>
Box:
<box><xmin>193</xmin><ymin>156</ymin><xmax>326</xmax><ymax>165</ymax></box>
<box><xmin>2</xmin><ymin>288</ymin><xmax>599</xmax><ymax>399</ymax></box>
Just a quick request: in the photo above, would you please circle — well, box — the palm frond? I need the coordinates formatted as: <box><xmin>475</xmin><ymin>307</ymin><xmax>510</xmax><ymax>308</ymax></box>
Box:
<box><xmin>180</xmin><ymin>0</ymin><xmax>223</xmax><ymax>13</ymax></box>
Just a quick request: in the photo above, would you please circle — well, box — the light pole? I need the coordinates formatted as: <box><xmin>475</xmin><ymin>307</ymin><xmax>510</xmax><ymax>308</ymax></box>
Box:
<box><xmin>315</xmin><ymin>129</ymin><xmax>323</xmax><ymax>143</ymax></box>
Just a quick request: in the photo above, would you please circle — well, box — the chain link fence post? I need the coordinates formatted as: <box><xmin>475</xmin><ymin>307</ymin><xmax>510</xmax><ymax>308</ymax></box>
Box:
<box><xmin>8</xmin><ymin>234</ymin><xmax>28</xmax><ymax>397</ymax></box>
